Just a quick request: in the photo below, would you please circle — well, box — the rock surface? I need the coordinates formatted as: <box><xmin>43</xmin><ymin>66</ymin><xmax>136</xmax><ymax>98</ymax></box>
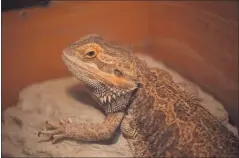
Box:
<box><xmin>2</xmin><ymin>54</ymin><xmax>238</xmax><ymax>157</ymax></box>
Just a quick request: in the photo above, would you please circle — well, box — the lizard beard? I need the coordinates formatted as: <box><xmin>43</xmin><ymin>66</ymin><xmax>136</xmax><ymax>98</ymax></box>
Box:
<box><xmin>90</xmin><ymin>83</ymin><xmax>136</xmax><ymax>114</ymax></box>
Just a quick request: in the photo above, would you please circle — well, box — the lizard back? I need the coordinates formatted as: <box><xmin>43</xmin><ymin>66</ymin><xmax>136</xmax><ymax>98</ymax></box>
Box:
<box><xmin>121</xmin><ymin>58</ymin><xmax>239</xmax><ymax>157</ymax></box>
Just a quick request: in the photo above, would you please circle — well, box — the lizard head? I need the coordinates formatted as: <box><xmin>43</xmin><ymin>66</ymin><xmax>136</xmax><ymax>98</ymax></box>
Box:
<box><xmin>62</xmin><ymin>34</ymin><xmax>139</xmax><ymax>114</ymax></box>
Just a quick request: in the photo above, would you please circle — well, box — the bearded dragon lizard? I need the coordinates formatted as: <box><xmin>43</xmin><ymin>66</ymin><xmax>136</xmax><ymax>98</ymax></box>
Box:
<box><xmin>38</xmin><ymin>34</ymin><xmax>239</xmax><ymax>157</ymax></box>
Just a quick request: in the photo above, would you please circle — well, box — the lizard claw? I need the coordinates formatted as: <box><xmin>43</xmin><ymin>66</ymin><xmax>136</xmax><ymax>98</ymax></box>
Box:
<box><xmin>59</xmin><ymin>118</ymin><xmax>66</xmax><ymax>125</ymax></box>
<box><xmin>45</xmin><ymin>120</ymin><xmax>59</xmax><ymax>129</ymax></box>
<box><xmin>38</xmin><ymin>118</ymin><xmax>71</xmax><ymax>143</ymax></box>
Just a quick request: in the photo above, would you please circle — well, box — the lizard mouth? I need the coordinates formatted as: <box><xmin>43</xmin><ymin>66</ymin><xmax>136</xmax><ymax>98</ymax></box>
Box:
<box><xmin>62</xmin><ymin>52</ymin><xmax>137</xmax><ymax>92</ymax></box>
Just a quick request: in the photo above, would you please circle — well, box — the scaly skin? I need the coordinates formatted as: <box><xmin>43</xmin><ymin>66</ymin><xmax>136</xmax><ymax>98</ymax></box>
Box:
<box><xmin>38</xmin><ymin>34</ymin><xmax>239</xmax><ymax>157</ymax></box>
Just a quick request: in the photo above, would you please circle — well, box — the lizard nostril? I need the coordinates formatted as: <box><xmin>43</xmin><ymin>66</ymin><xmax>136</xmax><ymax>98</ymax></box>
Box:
<box><xmin>63</xmin><ymin>49</ymin><xmax>74</xmax><ymax>56</ymax></box>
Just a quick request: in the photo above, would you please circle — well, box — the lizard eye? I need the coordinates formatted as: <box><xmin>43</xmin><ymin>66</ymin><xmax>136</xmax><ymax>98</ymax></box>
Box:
<box><xmin>84</xmin><ymin>48</ymin><xmax>97</xmax><ymax>58</ymax></box>
<box><xmin>114</xmin><ymin>69</ymin><xmax>123</xmax><ymax>77</ymax></box>
<box><xmin>87</xmin><ymin>51</ymin><xmax>95</xmax><ymax>56</ymax></box>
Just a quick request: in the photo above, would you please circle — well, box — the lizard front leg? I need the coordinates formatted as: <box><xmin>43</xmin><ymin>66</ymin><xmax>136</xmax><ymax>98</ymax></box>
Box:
<box><xmin>38</xmin><ymin>112</ymin><xmax>125</xmax><ymax>143</ymax></box>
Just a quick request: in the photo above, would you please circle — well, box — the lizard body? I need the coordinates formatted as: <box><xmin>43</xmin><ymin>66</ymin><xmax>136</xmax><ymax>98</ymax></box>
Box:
<box><xmin>39</xmin><ymin>34</ymin><xmax>239</xmax><ymax>157</ymax></box>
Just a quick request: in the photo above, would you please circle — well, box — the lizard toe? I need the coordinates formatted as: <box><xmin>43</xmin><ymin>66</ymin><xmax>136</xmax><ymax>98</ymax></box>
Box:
<box><xmin>52</xmin><ymin>134</ymin><xmax>66</xmax><ymax>144</ymax></box>
<box><xmin>45</xmin><ymin>120</ymin><xmax>59</xmax><ymax>129</ymax></box>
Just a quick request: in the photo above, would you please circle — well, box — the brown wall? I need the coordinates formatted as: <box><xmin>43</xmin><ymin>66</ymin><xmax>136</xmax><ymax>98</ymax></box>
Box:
<box><xmin>2</xmin><ymin>1</ymin><xmax>238</xmax><ymax>126</ymax></box>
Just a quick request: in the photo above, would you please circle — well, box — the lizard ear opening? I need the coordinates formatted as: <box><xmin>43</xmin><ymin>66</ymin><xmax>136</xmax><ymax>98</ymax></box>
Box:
<box><xmin>114</xmin><ymin>69</ymin><xmax>123</xmax><ymax>77</ymax></box>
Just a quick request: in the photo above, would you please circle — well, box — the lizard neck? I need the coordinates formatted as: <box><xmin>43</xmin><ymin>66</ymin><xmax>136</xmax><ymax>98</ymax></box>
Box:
<box><xmin>134</xmin><ymin>57</ymin><xmax>158</xmax><ymax>93</ymax></box>
<box><xmin>126</xmin><ymin>57</ymin><xmax>159</xmax><ymax>113</ymax></box>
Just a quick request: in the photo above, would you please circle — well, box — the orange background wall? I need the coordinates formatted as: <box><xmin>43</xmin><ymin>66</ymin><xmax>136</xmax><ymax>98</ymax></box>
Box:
<box><xmin>2</xmin><ymin>1</ymin><xmax>238</xmax><ymax>126</ymax></box>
